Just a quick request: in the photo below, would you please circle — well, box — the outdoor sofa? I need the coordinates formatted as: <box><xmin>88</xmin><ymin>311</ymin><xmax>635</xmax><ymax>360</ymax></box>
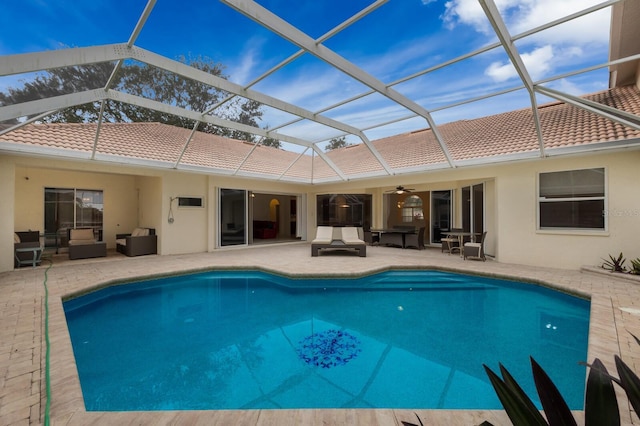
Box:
<box><xmin>68</xmin><ymin>228</ymin><xmax>107</xmax><ymax>260</ymax></box>
<box><xmin>116</xmin><ymin>227</ymin><xmax>157</xmax><ymax>257</ymax></box>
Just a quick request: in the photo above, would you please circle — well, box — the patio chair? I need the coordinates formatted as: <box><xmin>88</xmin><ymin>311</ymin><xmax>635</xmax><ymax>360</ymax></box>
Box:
<box><xmin>363</xmin><ymin>230</ymin><xmax>379</xmax><ymax>245</ymax></box>
<box><xmin>404</xmin><ymin>227</ymin><xmax>425</xmax><ymax>250</ymax></box>
<box><xmin>463</xmin><ymin>231</ymin><xmax>487</xmax><ymax>261</ymax></box>
<box><xmin>441</xmin><ymin>228</ymin><xmax>462</xmax><ymax>254</ymax></box>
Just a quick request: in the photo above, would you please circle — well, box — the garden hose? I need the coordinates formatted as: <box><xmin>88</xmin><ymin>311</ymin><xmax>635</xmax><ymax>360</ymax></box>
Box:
<box><xmin>42</xmin><ymin>259</ymin><xmax>53</xmax><ymax>426</ymax></box>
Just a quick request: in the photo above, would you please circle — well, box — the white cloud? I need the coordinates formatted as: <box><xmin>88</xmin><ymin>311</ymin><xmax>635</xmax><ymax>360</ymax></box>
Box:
<box><xmin>509</xmin><ymin>0</ymin><xmax>609</xmax><ymax>45</ymax></box>
<box><xmin>227</xmin><ymin>36</ymin><xmax>268</xmax><ymax>85</ymax></box>
<box><xmin>229</xmin><ymin>50</ymin><xmax>257</xmax><ymax>85</ymax></box>
<box><xmin>485</xmin><ymin>44</ymin><xmax>554</xmax><ymax>82</ymax></box>
<box><xmin>442</xmin><ymin>0</ymin><xmax>609</xmax><ymax>44</ymax></box>
<box><xmin>442</xmin><ymin>0</ymin><xmax>489</xmax><ymax>32</ymax></box>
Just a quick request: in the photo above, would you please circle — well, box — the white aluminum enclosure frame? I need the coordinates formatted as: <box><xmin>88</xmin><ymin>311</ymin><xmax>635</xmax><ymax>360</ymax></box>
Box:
<box><xmin>1</xmin><ymin>0</ymin><xmax>639</xmax><ymax>184</ymax></box>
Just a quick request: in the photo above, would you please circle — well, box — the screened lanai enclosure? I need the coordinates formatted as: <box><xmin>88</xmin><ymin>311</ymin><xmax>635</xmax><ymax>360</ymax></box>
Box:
<box><xmin>2</xmin><ymin>0</ymin><xmax>639</xmax><ymax>184</ymax></box>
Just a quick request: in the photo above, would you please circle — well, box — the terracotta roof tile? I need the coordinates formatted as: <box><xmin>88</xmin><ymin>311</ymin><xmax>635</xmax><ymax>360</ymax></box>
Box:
<box><xmin>372</xmin><ymin>129</ymin><xmax>448</xmax><ymax>168</ymax></box>
<box><xmin>326</xmin><ymin>144</ymin><xmax>386</xmax><ymax>176</ymax></box>
<box><xmin>540</xmin><ymin>86</ymin><xmax>640</xmax><ymax>149</ymax></box>
<box><xmin>1</xmin><ymin>85</ymin><xmax>639</xmax><ymax>181</ymax></box>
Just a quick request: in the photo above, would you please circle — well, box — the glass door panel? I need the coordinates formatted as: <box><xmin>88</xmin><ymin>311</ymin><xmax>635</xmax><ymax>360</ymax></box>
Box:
<box><xmin>430</xmin><ymin>190</ymin><xmax>451</xmax><ymax>244</ymax></box>
<box><xmin>461</xmin><ymin>184</ymin><xmax>484</xmax><ymax>241</ymax></box>
<box><xmin>220</xmin><ymin>188</ymin><xmax>247</xmax><ymax>246</ymax></box>
<box><xmin>473</xmin><ymin>184</ymin><xmax>484</xmax><ymax>235</ymax></box>
<box><xmin>45</xmin><ymin>188</ymin><xmax>75</xmax><ymax>248</ymax></box>
<box><xmin>76</xmin><ymin>189</ymin><xmax>104</xmax><ymax>240</ymax></box>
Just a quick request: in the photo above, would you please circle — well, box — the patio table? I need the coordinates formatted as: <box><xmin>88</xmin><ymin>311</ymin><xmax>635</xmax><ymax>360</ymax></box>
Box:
<box><xmin>15</xmin><ymin>246</ymin><xmax>43</xmax><ymax>267</ymax></box>
<box><xmin>370</xmin><ymin>228</ymin><xmax>417</xmax><ymax>249</ymax></box>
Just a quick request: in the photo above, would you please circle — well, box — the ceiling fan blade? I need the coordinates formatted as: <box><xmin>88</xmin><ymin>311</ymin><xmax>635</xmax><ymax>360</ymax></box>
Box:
<box><xmin>385</xmin><ymin>185</ymin><xmax>415</xmax><ymax>194</ymax></box>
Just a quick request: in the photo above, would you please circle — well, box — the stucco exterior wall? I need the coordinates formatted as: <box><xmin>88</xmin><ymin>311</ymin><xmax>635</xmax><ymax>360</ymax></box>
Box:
<box><xmin>491</xmin><ymin>151</ymin><xmax>640</xmax><ymax>269</ymax></box>
<box><xmin>0</xmin><ymin>159</ymin><xmax>15</xmax><ymax>272</ymax></box>
<box><xmin>2</xmin><ymin>148</ymin><xmax>639</xmax><ymax>273</ymax></box>
<box><xmin>13</xmin><ymin>164</ymin><xmax>139</xmax><ymax>248</ymax></box>
<box><xmin>309</xmin><ymin>149</ymin><xmax>639</xmax><ymax>269</ymax></box>
<box><xmin>160</xmin><ymin>172</ymin><xmax>208</xmax><ymax>255</ymax></box>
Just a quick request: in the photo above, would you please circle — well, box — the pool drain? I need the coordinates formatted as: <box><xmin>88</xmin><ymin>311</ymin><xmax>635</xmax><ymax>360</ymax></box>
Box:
<box><xmin>297</xmin><ymin>329</ymin><xmax>361</xmax><ymax>368</ymax></box>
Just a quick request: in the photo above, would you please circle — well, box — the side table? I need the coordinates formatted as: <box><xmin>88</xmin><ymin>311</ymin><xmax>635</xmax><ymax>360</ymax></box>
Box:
<box><xmin>14</xmin><ymin>246</ymin><xmax>43</xmax><ymax>267</ymax></box>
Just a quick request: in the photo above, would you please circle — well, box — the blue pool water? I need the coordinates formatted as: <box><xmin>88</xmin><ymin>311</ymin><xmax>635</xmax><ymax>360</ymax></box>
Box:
<box><xmin>63</xmin><ymin>270</ymin><xmax>590</xmax><ymax>411</ymax></box>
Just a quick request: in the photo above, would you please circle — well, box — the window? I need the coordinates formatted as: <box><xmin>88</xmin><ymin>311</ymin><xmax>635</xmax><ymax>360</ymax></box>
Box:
<box><xmin>316</xmin><ymin>194</ymin><xmax>372</xmax><ymax>228</ymax></box>
<box><xmin>401</xmin><ymin>195</ymin><xmax>423</xmax><ymax>223</ymax></box>
<box><xmin>538</xmin><ymin>168</ymin><xmax>605</xmax><ymax>230</ymax></box>
<box><xmin>45</xmin><ymin>188</ymin><xmax>104</xmax><ymax>246</ymax></box>
<box><xmin>177</xmin><ymin>196</ymin><xmax>203</xmax><ymax>207</ymax></box>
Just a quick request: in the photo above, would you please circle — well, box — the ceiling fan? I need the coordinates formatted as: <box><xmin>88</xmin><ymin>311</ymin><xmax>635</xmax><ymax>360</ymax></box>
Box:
<box><xmin>386</xmin><ymin>185</ymin><xmax>415</xmax><ymax>194</ymax></box>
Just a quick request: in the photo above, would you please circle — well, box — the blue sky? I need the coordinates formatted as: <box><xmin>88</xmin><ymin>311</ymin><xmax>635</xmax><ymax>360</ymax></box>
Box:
<box><xmin>0</xmin><ymin>0</ymin><xmax>612</xmax><ymax>150</ymax></box>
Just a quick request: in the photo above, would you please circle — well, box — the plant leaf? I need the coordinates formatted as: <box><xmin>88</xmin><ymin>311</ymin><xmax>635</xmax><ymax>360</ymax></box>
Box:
<box><xmin>615</xmin><ymin>355</ymin><xmax>640</xmax><ymax>416</ymax></box>
<box><xmin>585</xmin><ymin>358</ymin><xmax>619</xmax><ymax>426</ymax></box>
<box><xmin>483</xmin><ymin>364</ymin><xmax>548</xmax><ymax>426</ymax></box>
<box><xmin>499</xmin><ymin>363</ymin><xmax>544</xmax><ymax>419</ymax></box>
<box><xmin>530</xmin><ymin>357</ymin><xmax>577</xmax><ymax>426</ymax></box>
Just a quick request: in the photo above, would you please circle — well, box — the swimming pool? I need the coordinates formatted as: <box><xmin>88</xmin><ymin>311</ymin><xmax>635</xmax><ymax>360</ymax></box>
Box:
<box><xmin>63</xmin><ymin>269</ymin><xmax>590</xmax><ymax>411</ymax></box>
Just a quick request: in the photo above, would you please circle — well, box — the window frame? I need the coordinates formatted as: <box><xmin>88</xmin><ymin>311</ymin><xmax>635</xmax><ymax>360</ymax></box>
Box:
<box><xmin>537</xmin><ymin>167</ymin><xmax>607</xmax><ymax>232</ymax></box>
<box><xmin>177</xmin><ymin>196</ymin><xmax>204</xmax><ymax>208</ymax></box>
<box><xmin>44</xmin><ymin>187</ymin><xmax>104</xmax><ymax>246</ymax></box>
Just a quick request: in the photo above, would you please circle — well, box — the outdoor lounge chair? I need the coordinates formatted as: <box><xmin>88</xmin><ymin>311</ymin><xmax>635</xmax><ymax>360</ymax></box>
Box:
<box><xmin>311</xmin><ymin>226</ymin><xmax>366</xmax><ymax>257</ymax></box>
<box><xmin>463</xmin><ymin>231</ymin><xmax>487</xmax><ymax>261</ymax></box>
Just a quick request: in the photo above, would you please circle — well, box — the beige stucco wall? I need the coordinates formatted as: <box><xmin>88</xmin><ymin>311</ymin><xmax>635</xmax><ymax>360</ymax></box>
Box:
<box><xmin>0</xmin><ymin>158</ymin><xmax>15</xmax><ymax>272</ymax></box>
<box><xmin>13</xmin><ymin>165</ymin><xmax>139</xmax><ymax>248</ymax></box>
<box><xmin>491</xmin><ymin>151</ymin><xmax>640</xmax><ymax>269</ymax></box>
<box><xmin>310</xmin><ymin>149</ymin><xmax>640</xmax><ymax>270</ymax></box>
<box><xmin>2</xmin><ymin>148</ymin><xmax>639</xmax><ymax>272</ymax></box>
<box><xmin>160</xmin><ymin>171</ymin><xmax>208</xmax><ymax>255</ymax></box>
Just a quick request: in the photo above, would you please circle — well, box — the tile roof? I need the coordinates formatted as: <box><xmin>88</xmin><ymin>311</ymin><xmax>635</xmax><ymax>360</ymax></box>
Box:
<box><xmin>1</xmin><ymin>85</ymin><xmax>639</xmax><ymax>182</ymax></box>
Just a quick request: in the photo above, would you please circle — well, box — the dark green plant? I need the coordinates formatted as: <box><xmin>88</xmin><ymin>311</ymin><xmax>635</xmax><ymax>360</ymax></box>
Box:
<box><xmin>403</xmin><ymin>336</ymin><xmax>640</xmax><ymax>426</ymax></box>
<box><xmin>602</xmin><ymin>253</ymin><xmax>627</xmax><ymax>273</ymax></box>
<box><xmin>479</xmin><ymin>334</ymin><xmax>640</xmax><ymax>426</ymax></box>
<box><xmin>629</xmin><ymin>258</ymin><xmax>640</xmax><ymax>275</ymax></box>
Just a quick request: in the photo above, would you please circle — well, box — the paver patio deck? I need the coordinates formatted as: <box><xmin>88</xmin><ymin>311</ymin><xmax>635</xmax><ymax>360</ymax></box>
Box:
<box><xmin>1</xmin><ymin>242</ymin><xmax>639</xmax><ymax>425</ymax></box>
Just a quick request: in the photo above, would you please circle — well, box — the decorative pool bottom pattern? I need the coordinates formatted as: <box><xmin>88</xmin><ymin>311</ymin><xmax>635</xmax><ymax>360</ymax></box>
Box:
<box><xmin>63</xmin><ymin>270</ymin><xmax>590</xmax><ymax>411</ymax></box>
<box><xmin>297</xmin><ymin>329</ymin><xmax>362</xmax><ymax>368</ymax></box>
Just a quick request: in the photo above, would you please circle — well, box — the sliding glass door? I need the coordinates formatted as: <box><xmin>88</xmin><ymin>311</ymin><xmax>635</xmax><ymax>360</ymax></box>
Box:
<box><xmin>462</xmin><ymin>183</ymin><xmax>484</xmax><ymax>235</ymax></box>
<box><xmin>219</xmin><ymin>188</ymin><xmax>247</xmax><ymax>246</ymax></box>
<box><xmin>430</xmin><ymin>190</ymin><xmax>451</xmax><ymax>244</ymax></box>
<box><xmin>44</xmin><ymin>187</ymin><xmax>104</xmax><ymax>248</ymax></box>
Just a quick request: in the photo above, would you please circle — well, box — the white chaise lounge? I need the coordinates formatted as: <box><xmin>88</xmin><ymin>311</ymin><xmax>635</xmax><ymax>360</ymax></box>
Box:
<box><xmin>311</xmin><ymin>226</ymin><xmax>366</xmax><ymax>257</ymax></box>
